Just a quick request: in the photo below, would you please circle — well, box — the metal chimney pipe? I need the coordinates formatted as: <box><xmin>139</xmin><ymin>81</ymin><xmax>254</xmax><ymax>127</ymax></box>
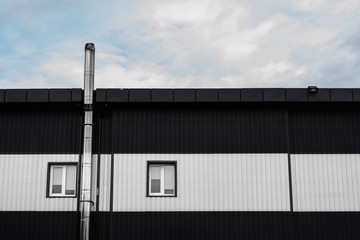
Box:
<box><xmin>84</xmin><ymin>43</ymin><xmax>95</xmax><ymax>105</ymax></box>
<box><xmin>80</xmin><ymin>43</ymin><xmax>95</xmax><ymax>240</ymax></box>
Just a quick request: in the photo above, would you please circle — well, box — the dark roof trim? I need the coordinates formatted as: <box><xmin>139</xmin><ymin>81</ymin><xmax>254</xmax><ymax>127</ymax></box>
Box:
<box><xmin>96</xmin><ymin>88</ymin><xmax>360</xmax><ymax>103</ymax></box>
<box><xmin>0</xmin><ymin>88</ymin><xmax>359</xmax><ymax>103</ymax></box>
<box><xmin>1</xmin><ymin>89</ymin><xmax>82</xmax><ymax>103</ymax></box>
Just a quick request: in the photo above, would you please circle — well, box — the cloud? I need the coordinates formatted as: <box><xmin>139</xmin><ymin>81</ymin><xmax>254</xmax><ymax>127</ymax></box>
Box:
<box><xmin>139</xmin><ymin>0</ymin><xmax>264</xmax><ymax>63</ymax></box>
<box><xmin>40</xmin><ymin>59</ymin><xmax>83</xmax><ymax>87</ymax></box>
<box><xmin>134</xmin><ymin>0</ymin><xmax>360</xmax><ymax>87</ymax></box>
<box><xmin>1</xmin><ymin>0</ymin><xmax>360</xmax><ymax>89</ymax></box>
<box><xmin>0</xmin><ymin>76</ymin><xmax>49</xmax><ymax>89</ymax></box>
<box><xmin>287</xmin><ymin>0</ymin><xmax>360</xmax><ymax>14</ymax></box>
<box><xmin>96</xmin><ymin>63</ymin><xmax>193</xmax><ymax>88</ymax></box>
<box><xmin>149</xmin><ymin>0</ymin><xmax>221</xmax><ymax>25</ymax></box>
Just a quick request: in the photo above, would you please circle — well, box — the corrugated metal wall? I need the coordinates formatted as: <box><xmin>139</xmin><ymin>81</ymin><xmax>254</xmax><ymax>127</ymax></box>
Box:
<box><xmin>0</xmin><ymin>103</ymin><xmax>81</xmax><ymax>239</ymax></box>
<box><xmin>111</xmin><ymin>154</ymin><xmax>290</xmax><ymax>211</ymax></box>
<box><xmin>98</xmin><ymin>154</ymin><xmax>112</xmax><ymax>211</ymax></box>
<box><xmin>0</xmin><ymin>154</ymin><xmax>78</xmax><ymax>211</ymax></box>
<box><xmin>0</xmin><ymin>106</ymin><xmax>82</xmax><ymax>154</ymax></box>
<box><xmin>99</xmin><ymin>103</ymin><xmax>288</xmax><ymax>153</ymax></box>
<box><xmin>90</xmin><ymin>211</ymin><xmax>360</xmax><ymax>240</ymax></box>
<box><xmin>0</xmin><ymin>211</ymin><xmax>79</xmax><ymax>240</ymax></box>
<box><xmin>91</xmin><ymin>154</ymin><xmax>98</xmax><ymax>212</ymax></box>
<box><xmin>293</xmin><ymin>212</ymin><xmax>360</xmax><ymax>240</ymax></box>
<box><xmin>90</xmin><ymin>211</ymin><xmax>294</xmax><ymax>240</ymax></box>
<box><xmin>1</xmin><ymin>99</ymin><xmax>360</xmax><ymax>239</ymax></box>
<box><xmin>292</xmin><ymin>154</ymin><xmax>360</xmax><ymax>211</ymax></box>
<box><xmin>289</xmin><ymin>106</ymin><xmax>360</xmax><ymax>153</ymax></box>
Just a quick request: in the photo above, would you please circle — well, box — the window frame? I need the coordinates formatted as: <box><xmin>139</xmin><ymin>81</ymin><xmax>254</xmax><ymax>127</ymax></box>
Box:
<box><xmin>46</xmin><ymin>162</ymin><xmax>78</xmax><ymax>198</ymax></box>
<box><xmin>147</xmin><ymin>161</ymin><xmax>177</xmax><ymax>197</ymax></box>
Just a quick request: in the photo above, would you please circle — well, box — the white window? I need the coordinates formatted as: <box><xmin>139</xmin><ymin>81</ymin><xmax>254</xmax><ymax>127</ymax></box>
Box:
<box><xmin>48</xmin><ymin>164</ymin><xmax>77</xmax><ymax>197</ymax></box>
<box><xmin>148</xmin><ymin>162</ymin><xmax>176</xmax><ymax>197</ymax></box>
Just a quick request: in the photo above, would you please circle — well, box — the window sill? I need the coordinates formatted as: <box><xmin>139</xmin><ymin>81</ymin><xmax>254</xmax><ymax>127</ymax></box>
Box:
<box><xmin>47</xmin><ymin>196</ymin><xmax>77</xmax><ymax>198</ymax></box>
<box><xmin>147</xmin><ymin>195</ymin><xmax>177</xmax><ymax>198</ymax></box>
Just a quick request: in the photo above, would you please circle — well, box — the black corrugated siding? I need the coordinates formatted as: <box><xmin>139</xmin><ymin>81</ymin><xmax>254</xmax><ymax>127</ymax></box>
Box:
<box><xmin>90</xmin><ymin>212</ymin><xmax>360</xmax><ymax>240</ymax></box>
<box><xmin>2</xmin><ymin>102</ymin><xmax>359</xmax><ymax>154</ymax></box>
<box><xmin>0</xmin><ymin>104</ymin><xmax>82</xmax><ymax>153</ymax></box>
<box><xmin>0</xmin><ymin>211</ymin><xmax>79</xmax><ymax>240</ymax></box>
<box><xmin>90</xmin><ymin>212</ymin><xmax>294</xmax><ymax>240</ymax></box>
<box><xmin>97</xmin><ymin>103</ymin><xmax>288</xmax><ymax>153</ymax></box>
<box><xmin>293</xmin><ymin>212</ymin><xmax>360</xmax><ymax>240</ymax></box>
<box><xmin>289</xmin><ymin>103</ymin><xmax>360</xmax><ymax>153</ymax></box>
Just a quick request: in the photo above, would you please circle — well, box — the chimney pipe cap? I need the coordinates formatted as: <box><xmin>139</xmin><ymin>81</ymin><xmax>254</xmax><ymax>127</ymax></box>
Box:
<box><xmin>85</xmin><ymin>43</ymin><xmax>95</xmax><ymax>51</ymax></box>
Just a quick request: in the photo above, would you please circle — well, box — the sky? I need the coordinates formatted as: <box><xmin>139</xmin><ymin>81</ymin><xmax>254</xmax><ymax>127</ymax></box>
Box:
<box><xmin>1</xmin><ymin>0</ymin><xmax>360</xmax><ymax>89</ymax></box>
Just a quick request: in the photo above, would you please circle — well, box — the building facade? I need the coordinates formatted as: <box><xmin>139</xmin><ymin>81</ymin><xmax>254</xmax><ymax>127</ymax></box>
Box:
<box><xmin>1</xmin><ymin>88</ymin><xmax>360</xmax><ymax>240</ymax></box>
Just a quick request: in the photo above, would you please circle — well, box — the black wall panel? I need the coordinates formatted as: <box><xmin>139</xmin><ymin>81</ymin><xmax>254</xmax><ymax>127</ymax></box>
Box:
<box><xmin>90</xmin><ymin>212</ymin><xmax>360</xmax><ymax>240</ymax></box>
<box><xmin>0</xmin><ymin>104</ymin><xmax>82</xmax><ymax>153</ymax></box>
<box><xmin>90</xmin><ymin>212</ymin><xmax>293</xmax><ymax>240</ymax></box>
<box><xmin>97</xmin><ymin>103</ymin><xmax>288</xmax><ymax>153</ymax></box>
<box><xmin>289</xmin><ymin>103</ymin><xmax>360</xmax><ymax>153</ymax></box>
<box><xmin>293</xmin><ymin>212</ymin><xmax>360</xmax><ymax>240</ymax></box>
<box><xmin>2</xmin><ymin>101</ymin><xmax>359</xmax><ymax>154</ymax></box>
<box><xmin>0</xmin><ymin>211</ymin><xmax>79</xmax><ymax>240</ymax></box>
<box><xmin>93</xmin><ymin>109</ymin><xmax>113</xmax><ymax>154</ymax></box>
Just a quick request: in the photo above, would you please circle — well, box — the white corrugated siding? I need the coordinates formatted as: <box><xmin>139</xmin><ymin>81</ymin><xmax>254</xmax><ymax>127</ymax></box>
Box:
<box><xmin>91</xmin><ymin>154</ymin><xmax>98</xmax><ymax>211</ymax></box>
<box><xmin>0</xmin><ymin>154</ymin><xmax>78</xmax><ymax>211</ymax></box>
<box><xmin>98</xmin><ymin>154</ymin><xmax>111</xmax><ymax>211</ymax></box>
<box><xmin>292</xmin><ymin>154</ymin><xmax>360</xmax><ymax>211</ymax></box>
<box><xmin>112</xmin><ymin>154</ymin><xmax>290</xmax><ymax>211</ymax></box>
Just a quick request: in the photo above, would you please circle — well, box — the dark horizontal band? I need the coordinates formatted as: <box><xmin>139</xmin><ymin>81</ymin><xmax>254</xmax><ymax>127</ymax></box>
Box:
<box><xmin>1</xmin><ymin>211</ymin><xmax>359</xmax><ymax>240</ymax></box>
<box><xmin>1</xmin><ymin>88</ymin><xmax>359</xmax><ymax>103</ymax></box>
<box><xmin>96</xmin><ymin>103</ymin><xmax>360</xmax><ymax>154</ymax></box>
<box><xmin>91</xmin><ymin>211</ymin><xmax>360</xmax><ymax>240</ymax></box>
<box><xmin>0</xmin><ymin>89</ymin><xmax>82</xmax><ymax>103</ymax></box>
<box><xmin>95</xmin><ymin>88</ymin><xmax>360</xmax><ymax>103</ymax></box>
<box><xmin>0</xmin><ymin>211</ymin><xmax>79</xmax><ymax>240</ymax></box>
<box><xmin>0</xmin><ymin>107</ymin><xmax>82</xmax><ymax>154</ymax></box>
<box><xmin>2</xmin><ymin>102</ymin><xmax>360</xmax><ymax>154</ymax></box>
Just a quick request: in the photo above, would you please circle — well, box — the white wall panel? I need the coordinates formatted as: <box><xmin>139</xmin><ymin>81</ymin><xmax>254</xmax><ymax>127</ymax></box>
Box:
<box><xmin>0</xmin><ymin>154</ymin><xmax>78</xmax><ymax>211</ymax></box>
<box><xmin>98</xmin><ymin>154</ymin><xmax>111</xmax><ymax>211</ymax></box>
<box><xmin>292</xmin><ymin>154</ymin><xmax>360</xmax><ymax>211</ymax></box>
<box><xmin>113</xmin><ymin>154</ymin><xmax>290</xmax><ymax>211</ymax></box>
<box><xmin>91</xmin><ymin>154</ymin><xmax>98</xmax><ymax>211</ymax></box>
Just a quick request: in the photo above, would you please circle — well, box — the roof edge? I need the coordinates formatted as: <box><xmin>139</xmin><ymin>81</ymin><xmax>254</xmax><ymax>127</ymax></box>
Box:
<box><xmin>0</xmin><ymin>88</ymin><xmax>359</xmax><ymax>103</ymax></box>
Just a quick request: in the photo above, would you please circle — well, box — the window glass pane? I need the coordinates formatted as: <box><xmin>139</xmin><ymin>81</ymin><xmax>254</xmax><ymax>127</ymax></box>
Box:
<box><xmin>151</xmin><ymin>166</ymin><xmax>161</xmax><ymax>179</ymax></box>
<box><xmin>150</xmin><ymin>166</ymin><xmax>161</xmax><ymax>193</ymax></box>
<box><xmin>164</xmin><ymin>165</ymin><xmax>174</xmax><ymax>194</ymax></box>
<box><xmin>52</xmin><ymin>167</ymin><xmax>62</xmax><ymax>194</ymax></box>
<box><xmin>151</xmin><ymin>179</ymin><xmax>161</xmax><ymax>193</ymax></box>
<box><xmin>65</xmin><ymin>165</ymin><xmax>76</xmax><ymax>195</ymax></box>
<box><xmin>164</xmin><ymin>189</ymin><xmax>174</xmax><ymax>194</ymax></box>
